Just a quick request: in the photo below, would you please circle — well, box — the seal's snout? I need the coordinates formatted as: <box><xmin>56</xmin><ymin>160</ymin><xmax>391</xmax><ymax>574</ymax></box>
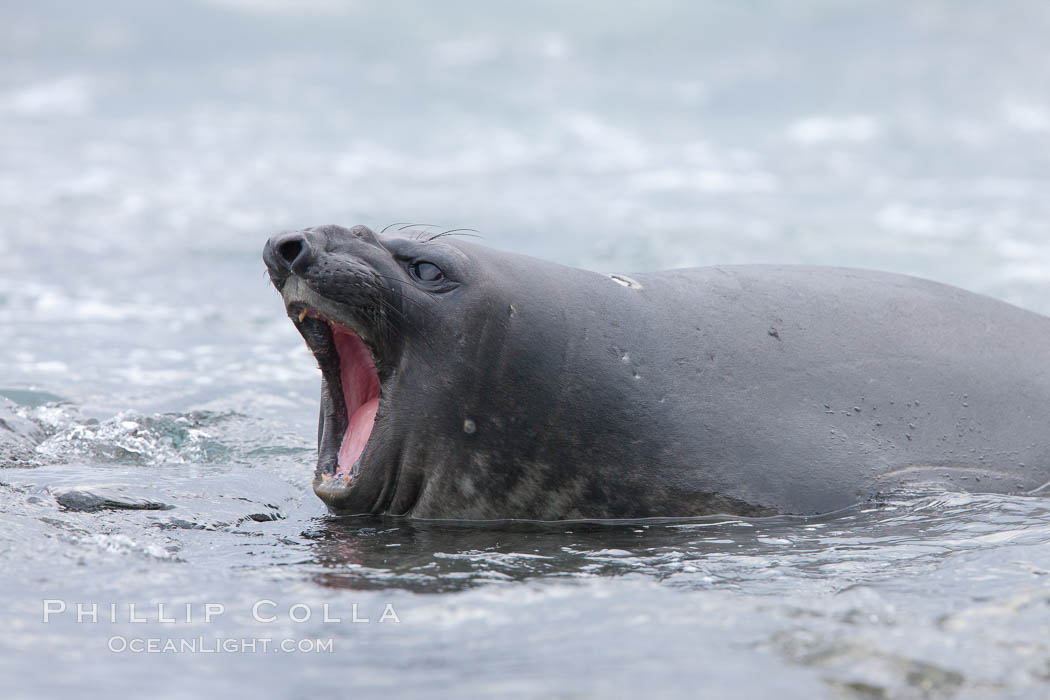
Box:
<box><xmin>264</xmin><ymin>225</ymin><xmax>382</xmax><ymax>289</ymax></box>
<box><xmin>263</xmin><ymin>231</ymin><xmax>315</xmax><ymax>287</ymax></box>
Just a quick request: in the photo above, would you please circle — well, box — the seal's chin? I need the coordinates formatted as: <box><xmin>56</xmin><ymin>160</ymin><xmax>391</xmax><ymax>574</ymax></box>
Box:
<box><xmin>291</xmin><ymin>306</ymin><xmax>381</xmax><ymax>485</ymax></box>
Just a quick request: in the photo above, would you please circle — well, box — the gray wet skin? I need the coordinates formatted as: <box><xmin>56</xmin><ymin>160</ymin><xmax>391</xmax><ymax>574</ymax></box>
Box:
<box><xmin>263</xmin><ymin>224</ymin><xmax>1050</xmax><ymax>520</ymax></box>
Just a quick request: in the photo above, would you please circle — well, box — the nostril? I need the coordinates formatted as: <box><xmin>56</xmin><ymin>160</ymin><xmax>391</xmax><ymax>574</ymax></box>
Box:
<box><xmin>277</xmin><ymin>239</ymin><xmax>304</xmax><ymax>265</ymax></box>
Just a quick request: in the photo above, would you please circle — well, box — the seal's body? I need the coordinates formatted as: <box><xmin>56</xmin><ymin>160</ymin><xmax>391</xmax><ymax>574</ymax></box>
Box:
<box><xmin>264</xmin><ymin>225</ymin><xmax>1050</xmax><ymax>519</ymax></box>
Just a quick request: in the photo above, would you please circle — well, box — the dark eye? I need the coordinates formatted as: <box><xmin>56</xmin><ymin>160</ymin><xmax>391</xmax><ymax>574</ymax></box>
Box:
<box><xmin>410</xmin><ymin>261</ymin><xmax>443</xmax><ymax>283</ymax></box>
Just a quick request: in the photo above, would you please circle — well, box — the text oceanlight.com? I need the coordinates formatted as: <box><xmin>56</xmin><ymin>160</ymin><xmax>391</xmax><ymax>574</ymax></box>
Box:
<box><xmin>107</xmin><ymin>637</ymin><xmax>335</xmax><ymax>654</ymax></box>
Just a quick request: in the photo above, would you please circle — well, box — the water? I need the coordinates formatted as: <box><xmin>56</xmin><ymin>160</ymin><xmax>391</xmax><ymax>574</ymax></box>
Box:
<box><xmin>2</xmin><ymin>1</ymin><xmax>1050</xmax><ymax>697</ymax></box>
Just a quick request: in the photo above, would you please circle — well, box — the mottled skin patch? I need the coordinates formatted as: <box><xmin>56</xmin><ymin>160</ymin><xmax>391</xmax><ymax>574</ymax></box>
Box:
<box><xmin>265</xmin><ymin>225</ymin><xmax>1050</xmax><ymax>520</ymax></box>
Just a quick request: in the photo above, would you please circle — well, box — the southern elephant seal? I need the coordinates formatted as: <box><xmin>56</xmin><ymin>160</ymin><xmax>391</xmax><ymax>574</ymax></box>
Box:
<box><xmin>263</xmin><ymin>224</ymin><xmax>1050</xmax><ymax>519</ymax></box>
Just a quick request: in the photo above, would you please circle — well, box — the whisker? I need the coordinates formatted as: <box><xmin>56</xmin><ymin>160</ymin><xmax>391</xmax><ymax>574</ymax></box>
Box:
<box><xmin>367</xmin><ymin>273</ymin><xmax>435</xmax><ymax>315</ymax></box>
<box><xmin>370</xmin><ymin>291</ymin><xmax>438</xmax><ymax>355</ymax></box>
<box><xmin>381</xmin><ymin>222</ymin><xmax>442</xmax><ymax>234</ymax></box>
<box><xmin>398</xmin><ymin>223</ymin><xmax>441</xmax><ymax>231</ymax></box>
<box><xmin>425</xmin><ymin>228</ymin><xmax>483</xmax><ymax>242</ymax></box>
<box><xmin>382</xmin><ymin>287</ymin><xmax>431</xmax><ymax>314</ymax></box>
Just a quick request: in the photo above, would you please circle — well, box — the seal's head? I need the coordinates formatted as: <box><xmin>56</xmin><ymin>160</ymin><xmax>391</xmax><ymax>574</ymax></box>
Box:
<box><xmin>263</xmin><ymin>224</ymin><xmax>478</xmax><ymax>515</ymax></box>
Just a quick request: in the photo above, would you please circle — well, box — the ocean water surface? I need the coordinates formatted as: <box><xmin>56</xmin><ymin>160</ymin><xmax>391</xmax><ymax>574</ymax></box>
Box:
<box><xmin>2</xmin><ymin>1</ymin><xmax>1050</xmax><ymax>697</ymax></box>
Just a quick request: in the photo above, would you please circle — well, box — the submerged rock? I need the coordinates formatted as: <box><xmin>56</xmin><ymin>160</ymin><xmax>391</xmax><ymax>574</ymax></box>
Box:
<box><xmin>51</xmin><ymin>485</ymin><xmax>172</xmax><ymax>512</ymax></box>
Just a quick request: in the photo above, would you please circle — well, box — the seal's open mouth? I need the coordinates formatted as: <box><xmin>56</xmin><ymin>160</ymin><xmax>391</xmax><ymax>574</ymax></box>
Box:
<box><xmin>292</xmin><ymin>306</ymin><xmax>380</xmax><ymax>482</ymax></box>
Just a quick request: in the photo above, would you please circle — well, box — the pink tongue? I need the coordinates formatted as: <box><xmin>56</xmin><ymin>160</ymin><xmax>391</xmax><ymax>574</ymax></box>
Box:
<box><xmin>338</xmin><ymin>398</ymin><xmax>378</xmax><ymax>475</ymax></box>
<box><xmin>331</xmin><ymin>325</ymin><xmax>381</xmax><ymax>476</ymax></box>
